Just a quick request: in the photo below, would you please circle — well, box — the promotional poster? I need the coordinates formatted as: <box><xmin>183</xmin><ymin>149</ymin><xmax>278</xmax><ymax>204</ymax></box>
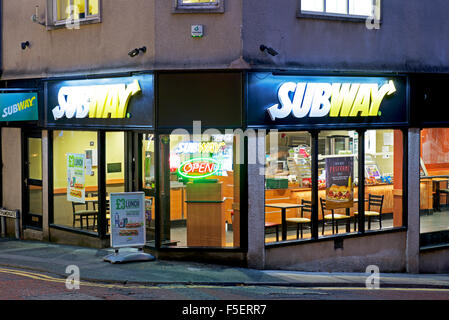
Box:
<box><xmin>110</xmin><ymin>192</ymin><xmax>146</xmax><ymax>248</ymax></box>
<box><xmin>67</xmin><ymin>153</ymin><xmax>86</xmax><ymax>203</ymax></box>
<box><xmin>325</xmin><ymin>157</ymin><xmax>354</xmax><ymax>209</ymax></box>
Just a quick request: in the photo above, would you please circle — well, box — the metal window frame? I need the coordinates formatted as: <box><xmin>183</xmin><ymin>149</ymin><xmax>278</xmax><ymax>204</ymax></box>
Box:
<box><xmin>49</xmin><ymin>0</ymin><xmax>102</xmax><ymax>28</ymax></box>
<box><xmin>298</xmin><ymin>0</ymin><xmax>381</xmax><ymax>23</ymax></box>
<box><xmin>173</xmin><ymin>0</ymin><xmax>224</xmax><ymax>14</ymax></box>
<box><xmin>264</xmin><ymin>127</ymin><xmax>407</xmax><ymax>246</ymax></box>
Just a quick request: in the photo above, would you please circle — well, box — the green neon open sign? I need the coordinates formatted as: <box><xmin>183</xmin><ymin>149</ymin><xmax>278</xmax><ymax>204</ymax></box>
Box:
<box><xmin>177</xmin><ymin>157</ymin><xmax>220</xmax><ymax>179</ymax></box>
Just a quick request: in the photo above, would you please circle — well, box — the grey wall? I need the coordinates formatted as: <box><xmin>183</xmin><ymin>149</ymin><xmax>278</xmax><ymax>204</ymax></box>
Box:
<box><xmin>265</xmin><ymin>231</ymin><xmax>407</xmax><ymax>272</ymax></box>
<box><xmin>1</xmin><ymin>0</ymin><xmax>244</xmax><ymax>79</ymax></box>
<box><xmin>243</xmin><ymin>0</ymin><xmax>449</xmax><ymax>73</ymax></box>
<box><xmin>4</xmin><ymin>0</ymin><xmax>449</xmax><ymax>79</ymax></box>
<box><xmin>2</xmin><ymin>0</ymin><xmax>155</xmax><ymax>79</ymax></box>
<box><xmin>1</xmin><ymin>128</ymin><xmax>22</xmax><ymax>237</ymax></box>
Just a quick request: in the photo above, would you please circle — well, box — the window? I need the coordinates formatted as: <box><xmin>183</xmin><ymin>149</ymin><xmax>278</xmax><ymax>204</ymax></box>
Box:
<box><xmin>53</xmin><ymin>130</ymin><xmax>99</xmax><ymax>234</ymax></box>
<box><xmin>265</xmin><ymin>132</ymin><xmax>312</xmax><ymax>243</ymax></box>
<box><xmin>173</xmin><ymin>0</ymin><xmax>224</xmax><ymax>13</ymax></box>
<box><xmin>300</xmin><ymin>0</ymin><xmax>380</xmax><ymax>20</ymax></box>
<box><xmin>364</xmin><ymin>129</ymin><xmax>403</xmax><ymax>232</ymax></box>
<box><xmin>264</xmin><ymin>129</ymin><xmax>404</xmax><ymax>245</ymax></box>
<box><xmin>51</xmin><ymin>0</ymin><xmax>101</xmax><ymax>26</ymax></box>
<box><xmin>159</xmin><ymin>132</ymin><xmax>240</xmax><ymax>248</ymax></box>
<box><xmin>420</xmin><ymin>128</ymin><xmax>449</xmax><ymax>247</ymax></box>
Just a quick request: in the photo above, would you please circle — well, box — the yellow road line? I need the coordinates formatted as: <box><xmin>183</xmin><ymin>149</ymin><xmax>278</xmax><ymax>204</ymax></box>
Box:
<box><xmin>1</xmin><ymin>267</ymin><xmax>449</xmax><ymax>293</ymax></box>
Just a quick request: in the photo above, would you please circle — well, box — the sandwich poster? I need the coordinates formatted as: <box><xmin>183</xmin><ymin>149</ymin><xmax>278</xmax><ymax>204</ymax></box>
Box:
<box><xmin>67</xmin><ymin>153</ymin><xmax>86</xmax><ymax>203</ymax></box>
<box><xmin>325</xmin><ymin>157</ymin><xmax>354</xmax><ymax>209</ymax></box>
<box><xmin>110</xmin><ymin>192</ymin><xmax>146</xmax><ymax>248</ymax></box>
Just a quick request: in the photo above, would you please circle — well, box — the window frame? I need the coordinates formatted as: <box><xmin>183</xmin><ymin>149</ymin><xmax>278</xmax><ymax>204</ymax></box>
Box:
<box><xmin>173</xmin><ymin>0</ymin><xmax>225</xmax><ymax>14</ymax></box>
<box><xmin>47</xmin><ymin>0</ymin><xmax>102</xmax><ymax>28</ymax></box>
<box><xmin>297</xmin><ymin>0</ymin><xmax>381</xmax><ymax>23</ymax></box>
<box><xmin>264</xmin><ymin>127</ymin><xmax>408</xmax><ymax>248</ymax></box>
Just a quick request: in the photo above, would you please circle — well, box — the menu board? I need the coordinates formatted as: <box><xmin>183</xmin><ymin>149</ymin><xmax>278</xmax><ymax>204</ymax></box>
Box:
<box><xmin>325</xmin><ymin>157</ymin><xmax>354</xmax><ymax>209</ymax></box>
<box><xmin>67</xmin><ymin>153</ymin><xmax>86</xmax><ymax>203</ymax></box>
<box><xmin>110</xmin><ymin>192</ymin><xmax>146</xmax><ymax>248</ymax></box>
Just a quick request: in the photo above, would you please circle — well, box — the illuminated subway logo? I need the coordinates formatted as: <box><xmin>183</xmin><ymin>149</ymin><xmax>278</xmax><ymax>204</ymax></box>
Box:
<box><xmin>267</xmin><ymin>80</ymin><xmax>396</xmax><ymax>121</ymax></box>
<box><xmin>2</xmin><ymin>96</ymin><xmax>36</xmax><ymax>119</ymax></box>
<box><xmin>178</xmin><ymin>158</ymin><xmax>220</xmax><ymax>179</ymax></box>
<box><xmin>52</xmin><ymin>80</ymin><xmax>142</xmax><ymax>120</ymax></box>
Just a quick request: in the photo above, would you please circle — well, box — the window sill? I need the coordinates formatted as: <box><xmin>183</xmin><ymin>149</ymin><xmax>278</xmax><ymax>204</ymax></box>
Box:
<box><xmin>173</xmin><ymin>5</ymin><xmax>224</xmax><ymax>14</ymax></box>
<box><xmin>297</xmin><ymin>11</ymin><xmax>381</xmax><ymax>24</ymax></box>
<box><xmin>47</xmin><ymin>17</ymin><xmax>102</xmax><ymax>30</ymax></box>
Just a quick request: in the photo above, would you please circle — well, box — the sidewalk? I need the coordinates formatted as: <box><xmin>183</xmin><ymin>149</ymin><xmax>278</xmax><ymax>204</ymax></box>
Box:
<box><xmin>1</xmin><ymin>238</ymin><xmax>449</xmax><ymax>289</ymax></box>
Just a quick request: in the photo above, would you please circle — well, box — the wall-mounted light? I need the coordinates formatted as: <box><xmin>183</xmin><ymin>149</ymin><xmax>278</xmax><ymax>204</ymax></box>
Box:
<box><xmin>128</xmin><ymin>47</ymin><xmax>147</xmax><ymax>58</ymax></box>
<box><xmin>31</xmin><ymin>5</ymin><xmax>46</xmax><ymax>26</ymax></box>
<box><xmin>260</xmin><ymin>44</ymin><xmax>279</xmax><ymax>57</ymax></box>
<box><xmin>21</xmin><ymin>41</ymin><xmax>30</xmax><ymax>50</ymax></box>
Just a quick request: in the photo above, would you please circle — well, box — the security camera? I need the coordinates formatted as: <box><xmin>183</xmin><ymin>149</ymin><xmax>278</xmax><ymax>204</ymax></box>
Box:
<box><xmin>31</xmin><ymin>6</ymin><xmax>46</xmax><ymax>26</ymax></box>
<box><xmin>128</xmin><ymin>48</ymin><xmax>139</xmax><ymax>57</ymax></box>
<box><xmin>260</xmin><ymin>45</ymin><xmax>279</xmax><ymax>57</ymax></box>
<box><xmin>128</xmin><ymin>47</ymin><xmax>147</xmax><ymax>58</ymax></box>
<box><xmin>21</xmin><ymin>41</ymin><xmax>30</xmax><ymax>50</ymax></box>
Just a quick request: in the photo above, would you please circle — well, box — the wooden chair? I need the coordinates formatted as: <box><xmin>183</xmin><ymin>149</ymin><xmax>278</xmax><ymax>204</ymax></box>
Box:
<box><xmin>265</xmin><ymin>222</ymin><xmax>280</xmax><ymax>242</ymax></box>
<box><xmin>286</xmin><ymin>199</ymin><xmax>311</xmax><ymax>239</ymax></box>
<box><xmin>436</xmin><ymin>181</ymin><xmax>449</xmax><ymax>211</ymax></box>
<box><xmin>354</xmin><ymin>194</ymin><xmax>384</xmax><ymax>230</ymax></box>
<box><xmin>320</xmin><ymin>198</ymin><xmax>351</xmax><ymax>235</ymax></box>
<box><xmin>72</xmin><ymin>201</ymin><xmax>98</xmax><ymax>230</ymax></box>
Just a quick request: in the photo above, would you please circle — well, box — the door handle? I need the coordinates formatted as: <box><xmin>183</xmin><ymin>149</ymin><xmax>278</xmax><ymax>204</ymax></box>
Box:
<box><xmin>24</xmin><ymin>179</ymin><xmax>28</xmax><ymax>187</ymax></box>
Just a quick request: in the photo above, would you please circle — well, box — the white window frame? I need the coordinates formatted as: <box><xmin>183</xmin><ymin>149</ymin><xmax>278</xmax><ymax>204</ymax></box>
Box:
<box><xmin>298</xmin><ymin>0</ymin><xmax>381</xmax><ymax>22</ymax></box>
<box><xmin>47</xmin><ymin>0</ymin><xmax>102</xmax><ymax>28</ymax></box>
<box><xmin>173</xmin><ymin>0</ymin><xmax>224</xmax><ymax>14</ymax></box>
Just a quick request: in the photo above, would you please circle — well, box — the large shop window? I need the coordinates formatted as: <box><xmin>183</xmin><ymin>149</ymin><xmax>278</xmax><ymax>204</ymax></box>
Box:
<box><xmin>420</xmin><ymin>128</ymin><xmax>449</xmax><ymax>247</ymax></box>
<box><xmin>364</xmin><ymin>130</ymin><xmax>404</xmax><ymax>231</ymax></box>
<box><xmin>264</xmin><ymin>129</ymin><xmax>403</xmax><ymax>244</ymax></box>
<box><xmin>53</xmin><ymin>130</ymin><xmax>99</xmax><ymax>234</ymax></box>
<box><xmin>159</xmin><ymin>133</ymin><xmax>240</xmax><ymax>248</ymax></box>
<box><xmin>265</xmin><ymin>132</ymin><xmax>312</xmax><ymax>243</ymax></box>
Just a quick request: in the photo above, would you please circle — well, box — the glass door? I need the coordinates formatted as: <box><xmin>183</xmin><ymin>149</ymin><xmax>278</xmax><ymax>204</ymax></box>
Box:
<box><xmin>23</xmin><ymin>131</ymin><xmax>43</xmax><ymax>229</ymax></box>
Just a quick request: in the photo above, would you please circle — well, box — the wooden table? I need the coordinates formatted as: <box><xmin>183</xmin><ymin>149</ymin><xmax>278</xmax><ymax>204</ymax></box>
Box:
<box><xmin>265</xmin><ymin>203</ymin><xmax>304</xmax><ymax>241</ymax></box>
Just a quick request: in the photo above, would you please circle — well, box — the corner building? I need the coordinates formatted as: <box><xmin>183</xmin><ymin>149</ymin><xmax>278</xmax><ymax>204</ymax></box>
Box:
<box><xmin>1</xmin><ymin>0</ymin><xmax>449</xmax><ymax>273</ymax></box>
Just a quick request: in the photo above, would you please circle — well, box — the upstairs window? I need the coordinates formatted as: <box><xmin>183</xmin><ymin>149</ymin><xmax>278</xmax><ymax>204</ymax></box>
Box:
<box><xmin>52</xmin><ymin>0</ymin><xmax>101</xmax><ymax>26</ymax></box>
<box><xmin>173</xmin><ymin>0</ymin><xmax>224</xmax><ymax>13</ymax></box>
<box><xmin>300</xmin><ymin>0</ymin><xmax>380</xmax><ymax>20</ymax></box>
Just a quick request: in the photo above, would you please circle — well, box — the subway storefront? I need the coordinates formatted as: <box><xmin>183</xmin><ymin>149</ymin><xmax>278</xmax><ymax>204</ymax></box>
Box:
<box><xmin>246</xmin><ymin>72</ymin><xmax>412</xmax><ymax>271</ymax></box>
<box><xmin>4</xmin><ymin>72</ymin><xmax>247</xmax><ymax>264</ymax></box>
<box><xmin>4</xmin><ymin>71</ymin><xmax>449</xmax><ymax>272</ymax></box>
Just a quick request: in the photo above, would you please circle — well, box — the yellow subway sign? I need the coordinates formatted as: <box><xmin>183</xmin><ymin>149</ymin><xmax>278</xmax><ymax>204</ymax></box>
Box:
<box><xmin>52</xmin><ymin>80</ymin><xmax>142</xmax><ymax>120</ymax></box>
<box><xmin>268</xmin><ymin>80</ymin><xmax>397</xmax><ymax>121</ymax></box>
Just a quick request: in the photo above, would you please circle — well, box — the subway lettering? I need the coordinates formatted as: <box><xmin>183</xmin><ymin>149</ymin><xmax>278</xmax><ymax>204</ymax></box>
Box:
<box><xmin>267</xmin><ymin>80</ymin><xmax>396</xmax><ymax>121</ymax></box>
<box><xmin>52</xmin><ymin>80</ymin><xmax>141</xmax><ymax>120</ymax></box>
